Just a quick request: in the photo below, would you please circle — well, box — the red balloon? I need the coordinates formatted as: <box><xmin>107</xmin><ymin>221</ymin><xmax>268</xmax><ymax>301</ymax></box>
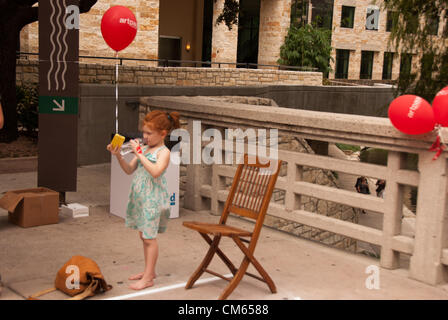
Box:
<box><xmin>432</xmin><ymin>86</ymin><xmax>448</xmax><ymax>126</ymax></box>
<box><xmin>388</xmin><ymin>95</ymin><xmax>435</xmax><ymax>135</ymax></box>
<box><xmin>101</xmin><ymin>6</ymin><xmax>137</xmax><ymax>52</ymax></box>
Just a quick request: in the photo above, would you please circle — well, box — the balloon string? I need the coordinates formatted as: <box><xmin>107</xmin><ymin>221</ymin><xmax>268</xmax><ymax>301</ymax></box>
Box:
<box><xmin>115</xmin><ymin>51</ymin><xmax>119</xmax><ymax>134</ymax></box>
<box><xmin>429</xmin><ymin>125</ymin><xmax>446</xmax><ymax>161</ymax></box>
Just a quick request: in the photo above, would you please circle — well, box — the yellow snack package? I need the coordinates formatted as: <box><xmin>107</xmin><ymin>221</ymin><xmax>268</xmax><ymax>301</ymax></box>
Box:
<box><xmin>110</xmin><ymin>133</ymin><xmax>125</xmax><ymax>149</ymax></box>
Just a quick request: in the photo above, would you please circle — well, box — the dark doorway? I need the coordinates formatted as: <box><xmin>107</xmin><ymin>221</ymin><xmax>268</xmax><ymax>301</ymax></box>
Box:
<box><xmin>202</xmin><ymin>0</ymin><xmax>213</xmax><ymax>66</ymax></box>
<box><xmin>360</xmin><ymin>51</ymin><xmax>374</xmax><ymax>79</ymax></box>
<box><xmin>158</xmin><ymin>36</ymin><xmax>181</xmax><ymax>67</ymax></box>
<box><xmin>237</xmin><ymin>0</ymin><xmax>260</xmax><ymax>68</ymax></box>
<box><xmin>335</xmin><ymin>49</ymin><xmax>350</xmax><ymax>79</ymax></box>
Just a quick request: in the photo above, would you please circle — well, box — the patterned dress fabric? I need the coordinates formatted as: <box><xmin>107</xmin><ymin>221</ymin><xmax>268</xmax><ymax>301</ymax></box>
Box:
<box><xmin>125</xmin><ymin>145</ymin><xmax>170</xmax><ymax>239</ymax></box>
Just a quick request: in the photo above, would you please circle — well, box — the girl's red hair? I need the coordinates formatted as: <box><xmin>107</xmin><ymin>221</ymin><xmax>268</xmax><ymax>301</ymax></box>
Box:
<box><xmin>143</xmin><ymin>110</ymin><xmax>180</xmax><ymax>133</ymax></box>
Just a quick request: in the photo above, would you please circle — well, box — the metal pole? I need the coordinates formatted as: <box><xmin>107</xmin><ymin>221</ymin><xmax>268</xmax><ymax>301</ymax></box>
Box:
<box><xmin>115</xmin><ymin>51</ymin><xmax>119</xmax><ymax>134</ymax></box>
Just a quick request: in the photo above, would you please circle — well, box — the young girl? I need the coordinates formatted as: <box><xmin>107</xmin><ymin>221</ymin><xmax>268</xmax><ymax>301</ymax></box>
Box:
<box><xmin>107</xmin><ymin>110</ymin><xmax>180</xmax><ymax>290</ymax></box>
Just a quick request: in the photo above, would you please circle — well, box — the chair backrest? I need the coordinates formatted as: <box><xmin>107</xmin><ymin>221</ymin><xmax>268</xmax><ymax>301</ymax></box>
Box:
<box><xmin>219</xmin><ymin>154</ymin><xmax>282</xmax><ymax>240</ymax></box>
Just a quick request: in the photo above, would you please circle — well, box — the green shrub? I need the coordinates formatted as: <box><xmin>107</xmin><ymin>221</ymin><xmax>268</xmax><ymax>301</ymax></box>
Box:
<box><xmin>278</xmin><ymin>24</ymin><xmax>333</xmax><ymax>74</ymax></box>
<box><xmin>16</xmin><ymin>85</ymin><xmax>39</xmax><ymax>137</ymax></box>
<box><xmin>335</xmin><ymin>143</ymin><xmax>361</xmax><ymax>152</ymax></box>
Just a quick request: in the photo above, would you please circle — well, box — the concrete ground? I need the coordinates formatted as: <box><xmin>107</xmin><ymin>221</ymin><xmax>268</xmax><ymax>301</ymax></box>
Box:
<box><xmin>1</xmin><ymin>160</ymin><xmax>448</xmax><ymax>300</ymax></box>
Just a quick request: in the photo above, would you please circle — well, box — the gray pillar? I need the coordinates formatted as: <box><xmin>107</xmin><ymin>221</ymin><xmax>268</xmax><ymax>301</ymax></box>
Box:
<box><xmin>409</xmin><ymin>152</ymin><xmax>448</xmax><ymax>284</ymax></box>
<box><xmin>183</xmin><ymin>119</ymin><xmax>211</xmax><ymax>211</ymax></box>
<box><xmin>380</xmin><ymin>151</ymin><xmax>405</xmax><ymax>269</ymax></box>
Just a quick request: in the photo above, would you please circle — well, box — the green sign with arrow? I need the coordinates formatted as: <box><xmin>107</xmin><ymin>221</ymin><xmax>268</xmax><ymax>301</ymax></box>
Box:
<box><xmin>39</xmin><ymin>96</ymin><xmax>78</xmax><ymax>115</ymax></box>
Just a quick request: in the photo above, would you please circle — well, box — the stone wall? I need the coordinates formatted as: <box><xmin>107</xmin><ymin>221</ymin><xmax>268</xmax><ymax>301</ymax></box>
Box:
<box><xmin>16</xmin><ymin>59</ymin><xmax>323</xmax><ymax>87</ymax></box>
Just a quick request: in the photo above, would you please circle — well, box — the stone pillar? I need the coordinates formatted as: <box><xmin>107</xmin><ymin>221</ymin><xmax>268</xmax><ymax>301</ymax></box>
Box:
<box><xmin>258</xmin><ymin>0</ymin><xmax>292</xmax><ymax>66</ymax></box>
<box><xmin>211</xmin><ymin>0</ymin><xmax>239</xmax><ymax>67</ymax></box>
<box><xmin>409</xmin><ymin>152</ymin><xmax>448</xmax><ymax>285</ymax></box>
<box><xmin>184</xmin><ymin>119</ymin><xmax>212</xmax><ymax>211</ymax></box>
<box><xmin>391</xmin><ymin>52</ymin><xmax>400</xmax><ymax>81</ymax></box>
<box><xmin>348</xmin><ymin>50</ymin><xmax>361</xmax><ymax>79</ymax></box>
<box><xmin>380</xmin><ymin>151</ymin><xmax>405</xmax><ymax>269</ymax></box>
<box><xmin>372</xmin><ymin>51</ymin><xmax>383</xmax><ymax>80</ymax></box>
<box><xmin>20</xmin><ymin>22</ymin><xmax>39</xmax><ymax>55</ymax></box>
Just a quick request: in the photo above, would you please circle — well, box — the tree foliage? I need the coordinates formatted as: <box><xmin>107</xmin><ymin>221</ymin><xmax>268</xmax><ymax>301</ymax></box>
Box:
<box><xmin>278</xmin><ymin>24</ymin><xmax>333</xmax><ymax>74</ymax></box>
<box><xmin>215</xmin><ymin>0</ymin><xmax>239</xmax><ymax>30</ymax></box>
<box><xmin>16</xmin><ymin>84</ymin><xmax>38</xmax><ymax>137</ymax></box>
<box><xmin>380</xmin><ymin>0</ymin><xmax>448</xmax><ymax>101</ymax></box>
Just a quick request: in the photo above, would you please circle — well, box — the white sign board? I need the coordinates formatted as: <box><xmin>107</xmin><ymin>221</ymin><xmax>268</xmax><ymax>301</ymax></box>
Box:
<box><xmin>110</xmin><ymin>151</ymin><xmax>180</xmax><ymax>220</ymax></box>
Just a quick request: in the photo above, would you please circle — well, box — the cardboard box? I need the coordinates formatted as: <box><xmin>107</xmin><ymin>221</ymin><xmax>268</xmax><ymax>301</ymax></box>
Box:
<box><xmin>0</xmin><ymin>187</ymin><xmax>59</xmax><ymax>228</ymax></box>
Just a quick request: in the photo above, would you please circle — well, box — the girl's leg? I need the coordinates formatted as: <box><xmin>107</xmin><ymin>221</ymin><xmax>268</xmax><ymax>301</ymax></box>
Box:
<box><xmin>129</xmin><ymin>232</ymin><xmax>157</xmax><ymax>280</ymax></box>
<box><xmin>129</xmin><ymin>238</ymin><xmax>158</xmax><ymax>290</ymax></box>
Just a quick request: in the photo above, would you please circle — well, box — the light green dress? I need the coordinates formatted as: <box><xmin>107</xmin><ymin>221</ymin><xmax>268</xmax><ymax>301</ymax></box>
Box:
<box><xmin>125</xmin><ymin>145</ymin><xmax>170</xmax><ymax>239</ymax></box>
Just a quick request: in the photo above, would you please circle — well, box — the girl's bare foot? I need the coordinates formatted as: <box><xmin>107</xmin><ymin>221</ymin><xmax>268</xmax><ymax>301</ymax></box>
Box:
<box><xmin>129</xmin><ymin>278</ymin><xmax>154</xmax><ymax>290</ymax></box>
<box><xmin>128</xmin><ymin>272</ymin><xmax>156</xmax><ymax>281</ymax></box>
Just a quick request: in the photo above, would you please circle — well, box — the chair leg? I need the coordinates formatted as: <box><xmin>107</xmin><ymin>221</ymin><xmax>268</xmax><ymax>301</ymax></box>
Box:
<box><xmin>199</xmin><ymin>233</ymin><xmax>238</xmax><ymax>275</ymax></box>
<box><xmin>185</xmin><ymin>234</ymin><xmax>221</xmax><ymax>289</ymax></box>
<box><xmin>233</xmin><ymin>236</ymin><xmax>277</xmax><ymax>294</ymax></box>
<box><xmin>219</xmin><ymin>258</ymin><xmax>250</xmax><ymax>300</ymax></box>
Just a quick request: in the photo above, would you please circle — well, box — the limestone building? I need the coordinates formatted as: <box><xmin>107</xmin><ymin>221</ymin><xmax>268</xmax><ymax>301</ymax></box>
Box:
<box><xmin>19</xmin><ymin>0</ymin><xmax>447</xmax><ymax>81</ymax></box>
<box><xmin>20</xmin><ymin>0</ymin><xmax>291</xmax><ymax>69</ymax></box>
<box><xmin>328</xmin><ymin>0</ymin><xmax>446</xmax><ymax>81</ymax></box>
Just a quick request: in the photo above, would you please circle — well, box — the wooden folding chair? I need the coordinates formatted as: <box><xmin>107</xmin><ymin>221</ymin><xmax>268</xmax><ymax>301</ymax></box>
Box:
<box><xmin>183</xmin><ymin>154</ymin><xmax>282</xmax><ymax>300</ymax></box>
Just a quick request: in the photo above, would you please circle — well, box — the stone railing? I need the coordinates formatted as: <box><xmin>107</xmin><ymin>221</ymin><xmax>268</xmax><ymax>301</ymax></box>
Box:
<box><xmin>15</xmin><ymin>59</ymin><xmax>323</xmax><ymax>87</ymax></box>
<box><xmin>141</xmin><ymin>95</ymin><xmax>448</xmax><ymax>286</ymax></box>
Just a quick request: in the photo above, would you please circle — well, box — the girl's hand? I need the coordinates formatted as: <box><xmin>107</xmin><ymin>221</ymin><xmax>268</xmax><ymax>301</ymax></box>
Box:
<box><xmin>106</xmin><ymin>143</ymin><xmax>121</xmax><ymax>156</ymax></box>
<box><xmin>130</xmin><ymin>139</ymin><xmax>143</xmax><ymax>155</ymax></box>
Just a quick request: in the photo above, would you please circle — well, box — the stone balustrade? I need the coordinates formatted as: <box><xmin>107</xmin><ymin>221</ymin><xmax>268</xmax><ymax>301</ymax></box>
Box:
<box><xmin>141</xmin><ymin>95</ymin><xmax>448</xmax><ymax>286</ymax></box>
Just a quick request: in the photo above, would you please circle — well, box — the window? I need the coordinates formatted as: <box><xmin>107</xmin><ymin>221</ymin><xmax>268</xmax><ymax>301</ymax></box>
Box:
<box><xmin>335</xmin><ymin>49</ymin><xmax>350</xmax><ymax>79</ymax></box>
<box><xmin>311</xmin><ymin>0</ymin><xmax>334</xmax><ymax>30</ymax></box>
<box><xmin>444</xmin><ymin>17</ymin><xmax>448</xmax><ymax>37</ymax></box>
<box><xmin>366</xmin><ymin>6</ymin><xmax>379</xmax><ymax>31</ymax></box>
<box><xmin>400</xmin><ymin>53</ymin><xmax>413</xmax><ymax>77</ymax></box>
<box><xmin>405</xmin><ymin>11</ymin><xmax>419</xmax><ymax>34</ymax></box>
<box><xmin>360</xmin><ymin>51</ymin><xmax>374</xmax><ymax>79</ymax></box>
<box><xmin>290</xmin><ymin>0</ymin><xmax>309</xmax><ymax>28</ymax></box>
<box><xmin>382</xmin><ymin>52</ymin><xmax>394</xmax><ymax>80</ymax></box>
<box><xmin>386</xmin><ymin>11</ymin><xmax>398</xmax><ymax>32</ymax></box>
<box><xmin>420</xmin><ymin>53</ymin><xmax>434</xmax><ymax>80</ymax></box>
<box><xmin>440</xmin><ymin>53</ymin><xmax>448</xmax><ymax>78</ymax></box>
<box><xmin>427</xmin><ymin>15</ymin><xmax>439</xmax><ymax>36</ymax></box>
<box><xmin>341</xmin><ymin>6</ymin><xmax>355</xmax><ymax>28</ymax></box>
